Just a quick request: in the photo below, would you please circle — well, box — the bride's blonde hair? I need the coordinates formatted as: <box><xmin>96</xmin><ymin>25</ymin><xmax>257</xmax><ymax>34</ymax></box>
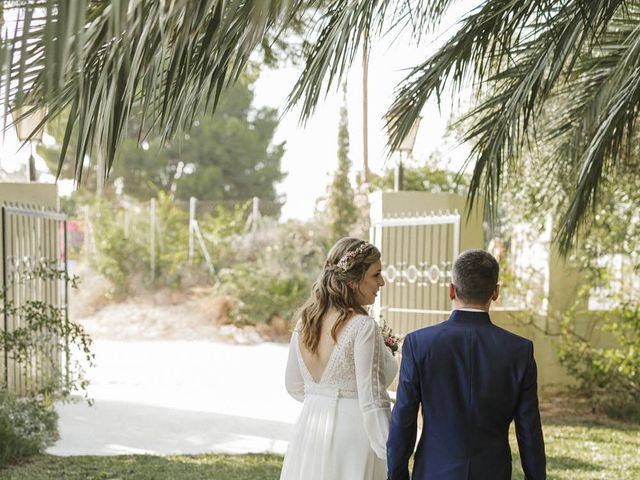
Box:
<box><xmin>297</xmin><ymin>237</ymin><xmax>381</xmax><ymax>355</ymax></box>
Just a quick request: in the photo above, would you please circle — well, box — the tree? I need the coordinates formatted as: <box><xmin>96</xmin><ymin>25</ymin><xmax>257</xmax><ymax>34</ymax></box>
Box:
<box><xmin>326</xmin><ymin>85</ymin><xmax>357</xmax><ymax>242</ymax></box>
<box><xmin>1</xmin><ymin>1</ymin><xmax>308</xmax><ymax>184</ymax></box>
<box><xmin>111</xmin><ymin>78</ymin><xmax>286</xmax><ymax>207</ymax></box>
<box><xmin>285</xmin><ymin>0</ymin><xmax>640</xmax><ymax>252</ymax></box>
<box><xmin>368</xmin><ymin>151</ymin><xmax>469</xmax><ymax>195</ymax></box>
<box><xmin>3</xmin><ymin>1</ymin><xmax>639</xmax><ymax>250</ymax></box>
<box><xmin>495</xmin><ymin>134</ymin><xmax>640</xmax><ymax>419</ymax></box>
<box><xmin>39</xmin><ymin>76</ymin><xmax>286</xmax><ymax>208</ymax></box>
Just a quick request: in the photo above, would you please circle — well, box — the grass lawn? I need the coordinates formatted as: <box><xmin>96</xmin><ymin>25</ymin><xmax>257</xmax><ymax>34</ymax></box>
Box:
<box><xmin>0</xmin><ymin>454</ymin><xmax>283</xmax><ymax>480</ymax></box>
<box><xmin>510</xmin><ymin>416</ymin><xmax>640</xmax><ymax>480</ymax></box>
<box><xmin>2</xmin><ymin>412</ymin><xmax>638</xmax><ymax>479</ymax></box>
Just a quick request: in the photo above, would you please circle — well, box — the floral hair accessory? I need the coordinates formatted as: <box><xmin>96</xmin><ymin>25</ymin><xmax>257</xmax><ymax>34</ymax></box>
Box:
<box><xmin>336</xmin><ymin>241</ymin><xmax>372</xmax><ymax>271</ymax></box>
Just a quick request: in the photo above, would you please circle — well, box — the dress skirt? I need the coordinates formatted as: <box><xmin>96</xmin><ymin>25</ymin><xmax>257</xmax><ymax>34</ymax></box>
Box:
<box><xmin>280</xmin><ymin>392</ymin><xmax>387</xmax><ymax>480</ymax></box>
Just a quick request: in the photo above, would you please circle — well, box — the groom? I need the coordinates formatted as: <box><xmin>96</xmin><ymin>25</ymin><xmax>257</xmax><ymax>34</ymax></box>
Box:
<box><xmin>387</xmin><ymin>249</ymin><xmax>546</xmax><ymax>479</ymax></box>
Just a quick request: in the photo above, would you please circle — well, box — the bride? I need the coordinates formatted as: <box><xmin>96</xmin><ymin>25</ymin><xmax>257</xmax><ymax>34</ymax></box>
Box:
<box><xmin>280</xmin><ymin>238</ymin><xmax>399</xmax><ymax>480</ymax></box>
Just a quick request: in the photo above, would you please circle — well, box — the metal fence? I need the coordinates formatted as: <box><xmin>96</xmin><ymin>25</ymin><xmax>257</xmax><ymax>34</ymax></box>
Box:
<box><xmin>371</xmin><ymin>210</ymin><xmax>460</xmax><ymax>335</ymax></box>
<box><xmin>79</xmin><ymin>195</ymin><xmax>273</xmax><ymax>280</ymax></box>
<box><xmin>1</xmin><ymin>203</ymin><xmax>68</xmax><ymax>396</ymax></box>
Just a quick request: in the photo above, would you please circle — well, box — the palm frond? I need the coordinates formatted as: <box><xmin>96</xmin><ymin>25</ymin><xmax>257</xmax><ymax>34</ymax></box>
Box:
<box><xmin>1</xmin><ymin>0</ymin><xmax>300</xmax><ymax>181</ymax></box>
<box><xmin>3</xmin><ymin>0</ymin><xmax>640</xmax><ymax>253</ymax></box>
<box><xmin>529</xmin><ymin>4</ymin><xmax>640</xmax><ymax>250</ymax></box>
<box><xmin>557</xmin><ymin>22</ymin><xmax>640</xmax><ymax>249</ymax></box>
<box><xmin>286</xmin><ymin>0</ymin><xmax>462</xmax><ymax>122</ymax></box>
<box><xmin>386</xmin><ymin>0</ymin><xmax>627</xmax><ymax>248</ymax></box>
<box><xmin>286</xmin><ymin>1</ymin><xmax>385</xmax><ymax>122</ymax></box>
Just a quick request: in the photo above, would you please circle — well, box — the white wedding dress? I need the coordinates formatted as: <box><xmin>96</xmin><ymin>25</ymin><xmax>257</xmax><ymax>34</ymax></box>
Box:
<box><xmin>280</xmin><ymin>314</ymin><xmax>398</xmax><ymax>480</ymax></box>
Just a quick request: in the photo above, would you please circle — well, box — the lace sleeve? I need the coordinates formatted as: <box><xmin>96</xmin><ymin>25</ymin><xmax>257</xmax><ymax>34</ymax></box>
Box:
<box><xmin>284</xmin><ymin>329</ymin><xmax>304</xmax><ymax>402</ymax></box>
<box><xmin>354</xmin><ymin>316</ymin><xmax>392</xmax><ymax>460</ymax></box>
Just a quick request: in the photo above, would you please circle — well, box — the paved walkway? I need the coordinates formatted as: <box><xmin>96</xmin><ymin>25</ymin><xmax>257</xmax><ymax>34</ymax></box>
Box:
<box><xmin>47</xmin><ymin>340</ymin><xmax>301</xmax><ymax>456</ymax></box>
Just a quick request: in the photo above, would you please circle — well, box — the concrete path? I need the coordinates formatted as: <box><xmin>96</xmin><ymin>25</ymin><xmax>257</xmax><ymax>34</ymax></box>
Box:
<box><xmin>47</xmin><ymin>340</ymin><xmax>301</xmax><ymax>456</ymax></box>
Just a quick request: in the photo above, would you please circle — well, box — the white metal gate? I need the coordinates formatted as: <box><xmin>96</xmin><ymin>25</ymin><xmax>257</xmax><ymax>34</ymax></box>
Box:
<box><xmin>370</xmin><ymin>210</ymin><xmax>460</xmax><ymax>335</ymax></box>
<box><xmin>1</xmin><ymin>204</ymin><xmax>68</xmax><ymax>395</ymax></box>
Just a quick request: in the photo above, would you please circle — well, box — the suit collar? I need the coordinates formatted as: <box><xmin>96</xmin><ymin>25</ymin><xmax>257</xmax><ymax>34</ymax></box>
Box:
<box><xmin>450</xmin><ymin>309</ymin><xmax>492</xmax><ymax>325</ymax></box>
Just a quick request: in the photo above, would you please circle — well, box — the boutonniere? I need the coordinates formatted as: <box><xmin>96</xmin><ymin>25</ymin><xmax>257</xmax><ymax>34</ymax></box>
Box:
<box><xmin>380</xmin><ymin>315</ymin><xmax>401</xmax><ymax>356</ymax></box>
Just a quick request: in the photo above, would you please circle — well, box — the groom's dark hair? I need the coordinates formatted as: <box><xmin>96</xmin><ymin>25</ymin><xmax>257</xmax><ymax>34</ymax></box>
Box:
<box><xmin>452</xmin><ymin>249</ymin><xmax>499</xmax><ymax>304</ymax></box>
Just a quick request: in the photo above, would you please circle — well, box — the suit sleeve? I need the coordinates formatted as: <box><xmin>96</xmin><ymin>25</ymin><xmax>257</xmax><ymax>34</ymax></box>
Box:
<box><xmin>387</xmin><ymin>334</ymin><xmax>421</xmax><ymax>480</ymax></box>
<box><xmin>515</xmin><ymin>341</ymin><xmax>546</xmax><ymax>480</ymax></box>
<box><xmin>354</xmin><ymin>317</ymin><xmax>393</xmax><ymax>460</ymax></box>
<box><xmin>284</xmin><ymin>329</ymin><xmax>305</xmax><ymax>402</ymax></box>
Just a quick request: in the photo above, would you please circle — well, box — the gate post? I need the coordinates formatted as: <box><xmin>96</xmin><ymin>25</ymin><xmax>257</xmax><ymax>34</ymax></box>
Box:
<box><xmin>1</xmin><ymin>205</ymin><xmax>7</xmax><ymax>387</ymax></box>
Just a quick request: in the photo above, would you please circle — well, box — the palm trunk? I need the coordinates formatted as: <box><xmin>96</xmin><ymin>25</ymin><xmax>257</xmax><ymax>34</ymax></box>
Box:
<box><xmin>361</xmin><ymin>32</ymin><xmax>369</xmax><ymax>186</ymax></box>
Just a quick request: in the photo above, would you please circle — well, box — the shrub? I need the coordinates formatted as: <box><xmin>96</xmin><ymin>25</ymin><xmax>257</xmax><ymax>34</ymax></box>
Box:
<box><xmin>219</xmin><ymin>219</ymin><xmax>330</xmax><ymax>326</ymax></box>
<box><xmin>86</xmin><ymin>194</ymin><xmax>249</xmax><ymax>296</ymax></box>
<box><xmin>222</xmin><ymin>265</ymin><xmax>308</xmax><ymax>326</ymax></box>
<box><xmin>88</xmin><ymin>198</ymin><xmax>149</xmax><ymax>297</ymax></box>
<box><xmin>82</xmin><ymin>196</ymin><xmax>335</xmax><ymax>330</ymax></box>
<box><xmin>0</xmin><ymin>388</ymin><xmax>58</xmax><ymax>467</ymax></box>
<box><xmin>1</xmin><ymin>261</ymin><xmax>94</xmax><ymax>400</ymax></box>
<box><xmin>558</xmin><ymin>290</ymin><xmax>640</xmax><ymax>422</ymax></box>
<box><xmin>490</xmin><ymin>153</ymin><xmax>640</xmax><ymax>422</ymax></box>
<box><xmin>0</xmin><ymin>260</ymin><xmax>92</xmax><ymax>467</ymax></box>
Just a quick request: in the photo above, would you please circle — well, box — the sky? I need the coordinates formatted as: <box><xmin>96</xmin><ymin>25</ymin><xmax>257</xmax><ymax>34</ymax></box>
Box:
<box><xmin>0</xmin><ymin>2</ymin><xmax>479</xmax><ymax>219</ymax></box>
<box><xmin>253</xmin><ymin>2</ymin><xmax>479</xmax><ymax>221</ymax></box>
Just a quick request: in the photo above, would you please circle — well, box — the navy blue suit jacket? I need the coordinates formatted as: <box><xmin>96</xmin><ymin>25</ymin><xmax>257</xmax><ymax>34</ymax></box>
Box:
<box><xmin>387</xmin><ymin>310</ymin><xmax>546</xmax><ymax>480</ymax></box>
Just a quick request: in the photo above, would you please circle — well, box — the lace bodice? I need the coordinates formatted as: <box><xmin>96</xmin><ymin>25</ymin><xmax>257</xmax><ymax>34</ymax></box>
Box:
<box><xmin>293</xmin><ymin>315</ymin><xmax>397</xmax><ymax>401</ymax></box>
<box><xmin>284</xmin><ymin>314</ymin><xmax>399</xmax><ymax>459</ymax></box>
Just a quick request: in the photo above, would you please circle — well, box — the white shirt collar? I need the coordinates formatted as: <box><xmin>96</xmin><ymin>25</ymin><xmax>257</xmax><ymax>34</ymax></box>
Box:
<box><xmin>455</xmin><ymin>307</ymin><xmax>487</xmax><ymax>313</ymax></box>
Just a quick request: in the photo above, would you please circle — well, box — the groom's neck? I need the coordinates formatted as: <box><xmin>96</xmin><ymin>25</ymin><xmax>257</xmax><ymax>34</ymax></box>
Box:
<box><xmin>452</xmin><ymin>299</ymin><xmax>491</xmax><ymax>312</ymax></box>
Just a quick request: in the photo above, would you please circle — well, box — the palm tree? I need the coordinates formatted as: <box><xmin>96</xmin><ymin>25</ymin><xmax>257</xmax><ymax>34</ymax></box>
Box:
<box><xmin>2</xmin><ymin>0</ymin><xmax>638</xmax><ymax>251</ymax></box>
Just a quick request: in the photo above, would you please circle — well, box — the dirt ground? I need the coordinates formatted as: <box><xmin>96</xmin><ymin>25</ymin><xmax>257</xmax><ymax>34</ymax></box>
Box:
<box><xmin>69</xmin><ymin>264</ymin><xmax>291</xmax><ymax>344</ymax></box>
